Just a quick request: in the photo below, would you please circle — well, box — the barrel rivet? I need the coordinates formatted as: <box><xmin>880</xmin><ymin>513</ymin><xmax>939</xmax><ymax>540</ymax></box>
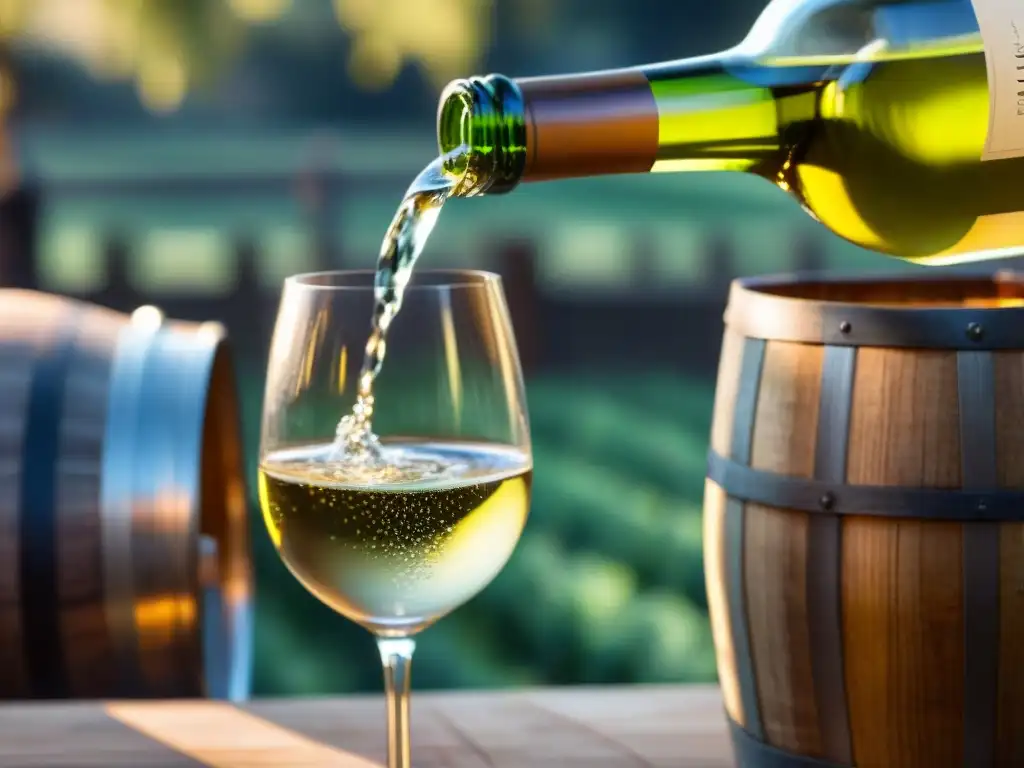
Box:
<box><xmin>966</xmin><ymin>322</ymin><xmax>984</xmax><ymax>342</ymax></box>
<box><xmin>819</xmin><ymin>492</ymin><xmax>835</xmax><ymax>511</ymax></box>
<box><xmin>839</xmin><ymin>320</ymin><xmax>852</xmax><ymax>334</ymax></box>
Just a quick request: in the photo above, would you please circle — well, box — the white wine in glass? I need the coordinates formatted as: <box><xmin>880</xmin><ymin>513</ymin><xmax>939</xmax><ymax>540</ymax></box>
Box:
<box><xmin>260</xmin><ymin>439</ymin><xmax>531</xmax><ymax>636</ymax></box>
<box><xmin>258</xmin><ymin>270</ymin><xmax>532</xmax><ymax>768</ymax></box>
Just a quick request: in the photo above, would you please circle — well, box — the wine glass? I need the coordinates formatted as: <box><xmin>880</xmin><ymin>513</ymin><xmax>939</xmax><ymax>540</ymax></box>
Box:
<box><xmin>257</xmin><ymin>269</ymin><xmax>532</xmax><ymax>768</ymax></box>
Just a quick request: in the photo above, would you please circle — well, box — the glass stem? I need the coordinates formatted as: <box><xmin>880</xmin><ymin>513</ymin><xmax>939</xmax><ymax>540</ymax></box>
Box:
<box><xmin>377</xmin><ymin>636</ymin><xmax>416</xmax><ymax>768</ymax></box>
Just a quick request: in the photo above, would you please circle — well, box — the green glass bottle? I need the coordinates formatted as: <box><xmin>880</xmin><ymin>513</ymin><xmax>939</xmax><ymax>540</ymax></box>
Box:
<box><xmin>437</xmin><ymin>0</ymin><xmax>1024</xmax><ymax>265</ymax></box>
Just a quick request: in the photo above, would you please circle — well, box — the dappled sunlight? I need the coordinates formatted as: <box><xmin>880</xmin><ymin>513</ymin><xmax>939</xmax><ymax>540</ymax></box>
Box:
<box><xmin>0</xmin><ymin>0</ymin><xmax>492</xmax><ymax>114</ymax></box>
<box><xmin>333</xmin><ymin>0</ymin><xmax>491</xmax><ymax>90</ymax></box>
<box><xmin>106</xmin><ymin>701</ymin><xmax>384</xmax><ymax>767</ymax></box>
<box><xmin>1</xmin><ymin>0</ymin><xmax>245</xmax><ymax>112</ymax></box>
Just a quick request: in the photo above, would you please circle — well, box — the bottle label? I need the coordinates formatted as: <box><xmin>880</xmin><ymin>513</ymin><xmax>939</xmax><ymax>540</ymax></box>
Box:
<box><xmin>972</xmin><ymin>0</ymin><xmax>1024</xmax><ymax>160</ymax></box>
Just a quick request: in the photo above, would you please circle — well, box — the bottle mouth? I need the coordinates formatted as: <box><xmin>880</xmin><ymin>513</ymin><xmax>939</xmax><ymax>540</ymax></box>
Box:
<box><xmin>436</xmin><ymin>74</ymin><xmax>526</xmax><ymax>197</ymax></box>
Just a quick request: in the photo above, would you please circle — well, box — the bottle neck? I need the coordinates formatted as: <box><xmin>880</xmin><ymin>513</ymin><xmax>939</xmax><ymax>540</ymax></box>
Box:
<box><xmin>437</xmin><ymin>52</ymin><xmax>794</xmax><ymax>196</ymax></box>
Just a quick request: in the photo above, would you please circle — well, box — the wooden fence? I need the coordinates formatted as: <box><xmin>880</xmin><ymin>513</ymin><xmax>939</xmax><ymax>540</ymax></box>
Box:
<box><xmin>0</xmin><ymin>174</ymin><xmax>833</xmax><ymax>380</ymax></box>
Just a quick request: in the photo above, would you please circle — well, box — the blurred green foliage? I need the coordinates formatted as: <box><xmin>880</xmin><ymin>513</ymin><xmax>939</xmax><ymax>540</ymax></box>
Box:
<box><xmin>240</xmin><ymin>367</ymin><xmax>718</xmax><ymax>694</ymax></box>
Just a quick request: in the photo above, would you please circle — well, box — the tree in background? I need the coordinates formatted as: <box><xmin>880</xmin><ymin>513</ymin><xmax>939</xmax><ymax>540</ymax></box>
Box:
<box><xmin>332</xmin><ymin>0</ymin><xmax>491</xmax><ymax>91</ymax></box>
<box><xmin>0</xmin><ymin>0</ymin><xmax>250</xmax><ymax>113</ymax></box>
<box><xmin>0</xmin><ymin>0</ymin><xmax>494</xmax><ymax>111</ymax></box>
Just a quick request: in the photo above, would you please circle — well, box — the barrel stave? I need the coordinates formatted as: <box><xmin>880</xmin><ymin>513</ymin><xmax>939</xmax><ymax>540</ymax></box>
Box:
<box><xmin>743</xmin><ymin>340</ymin><xmax>825</xmax><ymax>755</ymax></box>
<box><xmin>996</xmin><ymin>523</ymin><xmax>1024</xmax><ymax>765</ymax></box>
<box><xmin>749</xmin><ymin>341</ymin><xmax>823</xmax><ymax>478</ymax></box>
<box><xmin>842</xmin><ymin>518</ymin><xmax>965</xmax><ymax>768</ymax></box>
<box><xmin>710</xmin><ymin>328</ymin><xmax>745</xmax><ymax>459</ymax></box>
<box><xmin>56</xmin><ymin>473</ymin><xmax>118</xmax><ymax>697</ymax></box>
<box><xmin>841</xmin><ymin>346</ymin><xmax>964</xmax><ymax>767</ymax></box>
<box><xmin>744</xmin><ymin>503</ymin><xmax>819</xmax><ymax>755</ymax></box>
<box><xmin>993</xmin><ymin>352</ymin><xmax>1024</xmax><ymax>765</ymax></box>
<box><xmin>0</xmin><ymin>294</ymin><xmax>76</xmax><ymax>699</ymax></box>
<box><xmin>704</xmin><ymin>479</ymin><xmax>743</xmax><ymax>727</ymax></box>
<box><xmin>56</xmin><ymin>306</ymin><xmax>122</xmax><ymax>698</ymax></box>
<box><xmin>707</xmin><ymin>275</ymin><xmax>1024</xmax><ymax>768</ymax></box>
<box><xmin>846</xmin><ymin>348</ymin><xmax>961</xmax><ymax>489</ymax></box>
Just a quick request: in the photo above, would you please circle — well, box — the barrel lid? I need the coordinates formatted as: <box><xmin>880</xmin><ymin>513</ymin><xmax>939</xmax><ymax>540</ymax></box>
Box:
<box><xmin>725</xmin><ymin>270</ymin><xmax>1024</xmax><ymax>349</ymax></box>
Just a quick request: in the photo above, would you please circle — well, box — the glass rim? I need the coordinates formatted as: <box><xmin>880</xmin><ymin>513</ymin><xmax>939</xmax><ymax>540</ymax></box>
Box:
<box><xmin>284</xmin><ymin>268</ymin><xmax>504</xmax><ymax>292</ymax></box>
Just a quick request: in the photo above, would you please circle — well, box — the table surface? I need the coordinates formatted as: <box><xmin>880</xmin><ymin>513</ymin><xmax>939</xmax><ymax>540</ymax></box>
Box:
<box><xmin>0</xmin><ymin>684</ymin><xmax>733</xmax><ymax>767</ymax></box>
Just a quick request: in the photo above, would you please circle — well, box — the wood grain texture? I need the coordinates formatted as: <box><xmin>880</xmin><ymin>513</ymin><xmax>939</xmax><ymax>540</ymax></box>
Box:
<box><xmin>108</xmin><ymin>701</ymin><xmax>379</xmax><ymax>767</ymax></box>
<box><xmin>846</xmin><ymin>348</ymin><xmax>961</xmax><ymax>488</ymax></box>
<box><xmin>994</xmin><ymin>351</ymin><xmax>1024</xmax><ymax>490</ymax></box>
<box><xmin>994</xmin><ymin>351</ymin><xmax>1024</xmax><ymax>764</ymax></box>
<box><xmin>742</xmin><ymin>339</ymin><xmax>823</xmax><ymax>754</ymax></box>
<box><xmin>749</xmin><ymin>341</ymin><xmax>823</xmax><ymax>479</ymax></box>
<box><xmin>702</xmin><ymin>480</ymin><xmax>742</xmax><ymax>727</ymax></box>
<box><xmin>841</xmin><ymin>348</ymin><xmax>965</xmax><ymax>768</ymax></box>
<box><xmin>842</xmin><ymin>518</ymin><xmax>964</xmax><ymax>768</ymax></box>
<box><xmin>0</xmin><ymin>686</ymin><xmax>733</xmax><ymax>767</ymax></box>
<box><xmin>253</xmin><ymin>686</ymin><xmax>733</xmax><ymax>767</ymax></box>
<box><xmin>0</xmin><ymin>702</ymin><xmax>202</xmax><ymax>767</ymax></box>
<box><xmin>709</xmin><ymin>278</ymin><xmax>1024</xmax><ymax>767</ymax></box>
<box><xmin>743</xmin><ymin>503</ymin><xmax>820</xmax><ymax>755</ymax></box>
<box><xmin>710</xmin><ymin>329</ymin><xmax>743</xmax><ymax>459</ymax></box>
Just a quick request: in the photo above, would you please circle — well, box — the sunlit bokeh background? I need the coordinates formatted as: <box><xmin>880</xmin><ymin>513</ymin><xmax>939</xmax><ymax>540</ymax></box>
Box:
<box><xmin>0</xmin><ymin>0</ymin><xmax>924</xmax><ymax>695</ymax></box>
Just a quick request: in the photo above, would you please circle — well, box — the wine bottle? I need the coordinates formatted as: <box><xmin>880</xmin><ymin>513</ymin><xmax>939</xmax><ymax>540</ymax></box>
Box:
<box><xmin>437</xmin><ymin>0</ymin><xmax>1024</xmax><ymax>265</ymax></box>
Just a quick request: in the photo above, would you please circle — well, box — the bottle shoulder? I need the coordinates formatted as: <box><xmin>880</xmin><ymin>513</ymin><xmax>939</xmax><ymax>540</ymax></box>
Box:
<box><xmin>736</xmin><ymin>0</ymin><xmax>981</xmax><ymax>64</ymax></box>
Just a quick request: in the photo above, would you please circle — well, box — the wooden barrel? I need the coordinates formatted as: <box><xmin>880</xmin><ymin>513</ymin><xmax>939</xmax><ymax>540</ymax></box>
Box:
<box><xmin>705</xmin><ymin>272</ymin><xmax>1024</xmax><ymax>768</ymax></box>
<box><xmin>0</xmin><ymin>289</ymin><xmax>252</xmax><ymax>701</ymax></box>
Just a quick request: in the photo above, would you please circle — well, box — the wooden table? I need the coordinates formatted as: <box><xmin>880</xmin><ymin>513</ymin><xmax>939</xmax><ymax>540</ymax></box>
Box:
<box><xmin>0</xmin><ymin>684</ymin><xmax>734</xmax><ymax>766</ymax></box>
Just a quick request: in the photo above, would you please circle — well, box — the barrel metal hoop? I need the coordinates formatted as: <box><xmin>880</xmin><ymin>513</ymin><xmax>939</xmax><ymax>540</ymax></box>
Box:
<box><xmin>726</xmin><ymin>273</ymin><xmax>1024</xmax><ymax>349</ymax></box>
<box><xmin>20</xmin><ymin>308</ymin><xmax>83</xmax><ymax>698</ymax></box>
<box><xmin>137</xmin><ymin>328</ymin><xmax>208</xmax><ymax>697</ymax></box>
<box><xmin>707</xmin><ymin>450</ymin><xmax>1024</xmax><ymax>521</ymax></box>
<box><xmin>100</xmin><ymin>316</ymin><xmax>164</xmax><ymax>695</ymax></box>
<box><xmin>729</xmin><ymin>717</ymin><xmax>849</xmax><ymax>768</ymax></box>
<box><xmin>957</xmin><ymin>350</ymin><xmax>1000</xmax><ymax>767</ymax></box>
<box><xmin>806</xmin><ymin>345</ymin><xmax>854</xmax><ymax>764</ymax></box>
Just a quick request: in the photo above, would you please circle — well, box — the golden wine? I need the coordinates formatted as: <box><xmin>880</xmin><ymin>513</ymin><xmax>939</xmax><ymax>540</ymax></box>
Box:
<box><xmin>437</xmin><ymin>0</ymin><xmax>1024</xmax><ymax>264</ymax></box>
<box><xmin>258</xmin><ymin>440</ymin><xmax>531</xmax><ymax>636</ymax></box>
